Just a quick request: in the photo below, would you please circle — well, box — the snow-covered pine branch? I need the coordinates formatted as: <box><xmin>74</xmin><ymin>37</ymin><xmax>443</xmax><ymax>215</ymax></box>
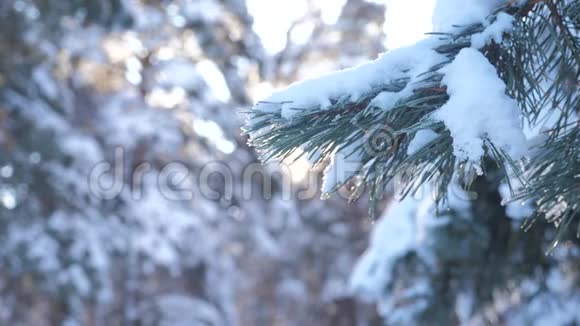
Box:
<box><xmin>244</xmin><ymin>0</ymin><xmax>579</xmax><ymax>232</ymax></box>
<box><xmin>246</xmin><ymin>1</ymin><xmax>525</xmax><ymax>214</ymax></box>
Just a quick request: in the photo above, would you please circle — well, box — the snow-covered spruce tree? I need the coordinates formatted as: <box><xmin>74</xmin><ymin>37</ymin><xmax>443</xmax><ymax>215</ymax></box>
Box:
<box><xmin>245</xmin><ymin>0</ymin><xmax>580</xmax><ymax>324</ymax></box>
<box><xmin>245</xmin><ymin>0</ymin><xmax>579</xmax><ymax>238</ymax></box>
<box><xmin>0</xmin><ymin>2</ymin><xmax>135</xmax><ymax>323</ymax></box>
<box><xmin>0</xmin><ymin>1</ymin><xmax>245</xmax><ymax>324</ymax></box>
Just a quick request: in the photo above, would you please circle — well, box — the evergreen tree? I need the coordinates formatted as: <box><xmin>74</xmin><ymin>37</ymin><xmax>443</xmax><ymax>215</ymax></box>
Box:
<box><xmin>245</xmin><ymin>0</ymin><xmax>579</xmax><ymax>243</ymax></box>
<box><xmin>245</xmin><ymin>0</ymin><xmax>580</xmax><ymax>324</ymax></box>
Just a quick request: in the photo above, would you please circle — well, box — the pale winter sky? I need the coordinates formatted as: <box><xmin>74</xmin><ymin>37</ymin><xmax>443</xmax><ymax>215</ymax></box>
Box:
<box><xmin>247</xmin><ymin>0</ymin><xmax>437</xmax><ymax>53</ymax></box>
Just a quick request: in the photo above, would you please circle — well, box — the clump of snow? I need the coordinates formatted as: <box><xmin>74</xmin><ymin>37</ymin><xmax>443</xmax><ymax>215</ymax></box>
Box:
<box><xmin>433</xmin><ymin>48</ymin><xmax>527</xmax><ymax>170</ymax></box>
<box><xmin>471</xmin><ymin>12</ymin><xmax>515</xmax><ymax>49</ymax></box>
<box><xmin>370</xmin><ymin>91</ymin><xmax>401</xmax><ymax>111</ymax></box>
<box><xmin>349</xmin><ymin>198</ymin><xmax>417</xmax><ymax>300</ymax></box>
<box><xmin>433</xmin><ymin>0</ymin><xmax>506</xmax><ymax>32</ymax></box>
<box><xmin>254</xmin><ymin>40</ymin><xmax>446</xmax><ymax>120</ymax></box>
<box><xmin>407</xmin><ymin>129</ymin><xmax>439</xmax><ymax>155</ymax></box>
<box><xmin>350</xmin><ymin>185</ymin><xmax>478</xmax><ymax>321</ymax></box>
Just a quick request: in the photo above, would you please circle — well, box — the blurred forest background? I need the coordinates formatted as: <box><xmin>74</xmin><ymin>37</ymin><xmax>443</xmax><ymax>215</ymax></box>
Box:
<box><xmin>0</xmin><ymin>0</ymin><xmax>578</xmax><ymax>325</ymax></box>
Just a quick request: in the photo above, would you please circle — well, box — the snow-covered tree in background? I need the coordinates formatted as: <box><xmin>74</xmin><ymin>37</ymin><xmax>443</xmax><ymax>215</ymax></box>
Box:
<box><xmin>246</xmin><ymin>0</ymin><xmax>580</xmax><ymax>324</ymax></box>
<box><xmin>0</xmin><ymin>0</ymin><xmax>384</xmax><ymax>325</ymax></box>
<box><xmin>0</xmin><ymin>1</ymin><xmax>232</xmax><ymax>323</ymax></box>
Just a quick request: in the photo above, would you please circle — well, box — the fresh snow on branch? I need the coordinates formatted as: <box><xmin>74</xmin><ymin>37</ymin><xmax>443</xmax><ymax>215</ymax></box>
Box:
<box><xmin>471</xmin><ymin>12</ymin><xmax>515</xmax><ymax>49</ymax></box>
<box><xmin>433</xmin><ymin>48</ymin><xmax>527</xmax><ymax>172</ymax></box>
<box><xmin>432</xmin><ymin>0</ymin><xmax>506</xmax><ymax>32</ymax></box>
<box><xmin>253</xmin><ymin>40</ymin><xmax>444</xmax><ymax>120</ymax></box>
<box><xmin>246</xmin><ymin>0</ymin><xmax>530</xmax><ymax>195</ymax></box>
